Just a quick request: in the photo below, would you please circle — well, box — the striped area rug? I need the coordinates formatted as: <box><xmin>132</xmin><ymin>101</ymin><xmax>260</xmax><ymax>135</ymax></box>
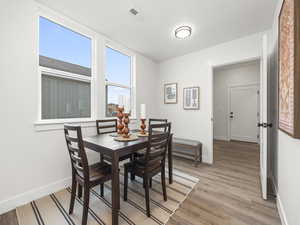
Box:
<box><xmin>17</xmin><ymin>169</ymin><xmax>198</xmax><ymax>225</ymax></box>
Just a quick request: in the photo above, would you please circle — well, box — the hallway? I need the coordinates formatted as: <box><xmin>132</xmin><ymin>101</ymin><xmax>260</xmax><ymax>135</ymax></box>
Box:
<box><xmin>168</xmin><ymin>140</ymin><xmax>281</xmax><ymax>225</ymax></box>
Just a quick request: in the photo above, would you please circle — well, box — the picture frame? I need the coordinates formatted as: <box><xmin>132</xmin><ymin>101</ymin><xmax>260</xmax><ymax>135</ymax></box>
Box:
<box><xmin>183</xmin><ymin>87</ymin><xmax>200</xmax><ymax>110</ymax></box>
<box><xmin>164</xmin><ymin>83</ymin><xmax>177</xmax><ymax>104</ymax></box>
<box><xmin>278</xmin><ymin>0</ymin><xmax>300</xmax><ymax>138</ymax></box>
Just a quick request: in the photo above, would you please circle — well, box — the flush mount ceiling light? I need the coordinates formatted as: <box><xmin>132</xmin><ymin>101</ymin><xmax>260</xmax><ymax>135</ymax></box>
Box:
<box><xmin>175</xmin><ymin>26</ymin><xmax>192</xmax><ymax>39</ymax></box>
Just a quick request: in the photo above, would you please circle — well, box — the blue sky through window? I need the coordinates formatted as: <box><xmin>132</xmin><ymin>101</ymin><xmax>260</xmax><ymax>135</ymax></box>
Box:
<box><xmin>39</xmin><ymin>16</ymin><xmax>132</xmax><ymax>111</ymax></box>
<box><xmin>106</xmin><ymin>47</ymin><xmax>131</xmax><ymax>86</ymax></box>
<box><xmin>39</xmin><ymin>16</ymin><xmax>91</xmax><ymax>68</ymax></box>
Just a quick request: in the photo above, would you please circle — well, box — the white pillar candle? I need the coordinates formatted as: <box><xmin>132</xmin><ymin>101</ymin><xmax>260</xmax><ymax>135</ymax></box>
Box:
<box><xmin>140</xmin><ymin>104</ymin><xmax>146</xmax><ymax>119</ymax></box>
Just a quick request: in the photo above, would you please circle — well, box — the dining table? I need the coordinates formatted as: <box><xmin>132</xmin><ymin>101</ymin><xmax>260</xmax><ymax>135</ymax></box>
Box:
<box><xmin>83</xmin><ymin>130</ymin><xmax>173</xmax><ymax>225</ymax></box>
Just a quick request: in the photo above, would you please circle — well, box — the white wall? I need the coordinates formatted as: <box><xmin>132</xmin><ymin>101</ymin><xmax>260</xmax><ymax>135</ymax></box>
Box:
<box><xmin>269</xmin><ymin>1</ymin><xmax>300</xmax><ymax>225</ymax></box>
<box><xmin>158</xmin><ymin>32</ymin><xmax>265</xmax><ymax>164</ymax></box>
<box><xmin>0</xmin><ymin>0</ymin><xmax>159</xmax><ymax>214</ymax></box>
<box><xmin>213</xmin><ymin>61</ymin><xmax>260</xmax><ymax>141</ymax></box>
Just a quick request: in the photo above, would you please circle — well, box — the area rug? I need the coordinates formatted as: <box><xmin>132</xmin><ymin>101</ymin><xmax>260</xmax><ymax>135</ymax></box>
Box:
<box><xmin>16</xmin><ymin>169</ymin><xmax>199</xmax><ymax>225</ymax></box>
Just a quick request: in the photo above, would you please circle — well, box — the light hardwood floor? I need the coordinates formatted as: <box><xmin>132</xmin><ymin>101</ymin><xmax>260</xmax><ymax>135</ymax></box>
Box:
<box><xmin>0</xmin><ymin>140</ymin><xmax>281</xmax><ymax>225</ymax></box>
<box><xmin>168</xmin><ymin>140</ymin><xmax>281</xmax><ymax>225</ymax></box>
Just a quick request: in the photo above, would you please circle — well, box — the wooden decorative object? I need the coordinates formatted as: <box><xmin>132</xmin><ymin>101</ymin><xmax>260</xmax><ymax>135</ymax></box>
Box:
<box><xmin>278</xmin><ymin>0</ymin><xmax>300</xmax><ymax>138</ymax></box>
<box><xmin>114</xmin><ymin>135</ymin><xmax>139</xmax><ymax>142</ymax></box>
<box><xmin>117</xmin><ymin>106</ymin><xmax>124</xmax><ymax>135</ymax></box>
<box><xmin>122</xmin><ymin>113</ymin><xmax>130</xmax><ymax>138</ymax></box>
<box><xmin>140</xmin><ymin>119</ymin><xmax>146</xmax><ymax>135</ymax></box>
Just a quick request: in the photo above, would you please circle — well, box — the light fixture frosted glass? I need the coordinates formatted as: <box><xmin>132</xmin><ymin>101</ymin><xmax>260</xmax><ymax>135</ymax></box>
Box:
<box><xmin>175</xmin><ymin>26</ymin><xmax>192</xmax><ymax>39</ymax></box>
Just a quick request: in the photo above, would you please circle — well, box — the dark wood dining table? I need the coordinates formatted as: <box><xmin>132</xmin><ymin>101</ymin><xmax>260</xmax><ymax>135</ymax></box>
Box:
<box><xmin>83</xmin><ymin>131</ymin><xmax>173</xmax><ymax>225</ymax></box>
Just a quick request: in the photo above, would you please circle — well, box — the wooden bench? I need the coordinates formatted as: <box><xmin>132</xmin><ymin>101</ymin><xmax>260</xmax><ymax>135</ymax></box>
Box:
<box><xmin>172</xmin><ymin>138</ymin><xmax>202</xmax><ymax>166</ymax></box>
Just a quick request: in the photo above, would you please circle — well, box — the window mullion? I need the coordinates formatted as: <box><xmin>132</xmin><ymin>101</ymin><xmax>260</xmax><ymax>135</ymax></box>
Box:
<box><xmin>105</xmin><ymin>81</ymin><xmax>130</xmax><ymax>89</ymax></box>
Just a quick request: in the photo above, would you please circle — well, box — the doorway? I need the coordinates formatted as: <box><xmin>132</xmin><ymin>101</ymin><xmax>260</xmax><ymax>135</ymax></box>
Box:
<box><xmin>213</xmin><ymin>60</ymin><xmax>260</xmax><ymax>143</ymax></box>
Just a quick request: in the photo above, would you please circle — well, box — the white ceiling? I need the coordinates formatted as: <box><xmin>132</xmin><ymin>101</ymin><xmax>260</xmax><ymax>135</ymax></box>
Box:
<box><xmin>36</xmin><ymin>0</ymin><xmax>277</xmax><ymax>62</ymax></box>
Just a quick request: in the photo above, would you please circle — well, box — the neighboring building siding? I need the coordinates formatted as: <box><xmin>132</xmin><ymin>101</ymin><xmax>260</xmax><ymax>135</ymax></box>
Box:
<box><xmin>39</xmin><ymin>55</ymin><xmax>91</xmax><ymax>76</ymax></box>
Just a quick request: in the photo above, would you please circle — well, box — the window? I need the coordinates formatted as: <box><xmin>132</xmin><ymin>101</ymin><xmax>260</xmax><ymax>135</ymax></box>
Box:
<box><xmin>105</xmin><ymin>46</ymin><xmax>132</xmax><ymax>117</ymax></box>
<box><xmin>39</xmin><ymin>16</ymin><xmax>92</xmax><ymax>120</ymax></box>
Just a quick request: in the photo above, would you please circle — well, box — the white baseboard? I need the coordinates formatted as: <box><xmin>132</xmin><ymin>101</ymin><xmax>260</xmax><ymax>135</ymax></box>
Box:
<box><xmin>0</xmin><ymin>177</ymin><xmax>71</xmax><ymax>215</ymax></box>
<box><xmin>214</xmin><ymin>136</ymin><xmax>228</xmax><ymax>141</ymax></box>
<box><xmin>230</xmin><ymin>135</ymin><xmax>258</xmax><ymax>143</ymax></box>
<box><xmin>271</xmin><ymin>176</ymin><xmax>289</xmax><ymax>225</ymax></box>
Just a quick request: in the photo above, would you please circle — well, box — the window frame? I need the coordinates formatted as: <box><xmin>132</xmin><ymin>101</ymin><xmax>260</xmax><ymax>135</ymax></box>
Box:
<box><xmin>37</xmin><ymin>10</ymin><xmax>97</xmax><ymax>123</ymax></box>
<box><xmin>104</xmin><ymin>44</ymin><xmax>136</xmax><ymax>118</ymax></box>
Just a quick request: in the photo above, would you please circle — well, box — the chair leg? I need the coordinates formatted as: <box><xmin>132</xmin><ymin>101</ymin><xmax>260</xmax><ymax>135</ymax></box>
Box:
<box><xmin>82</xmin><ymin>186</ymin><xmax>90</xmax><ymax>225</ymax></box>
<box><xmin>124</xmin><ymin>166</ymin><xmax>128</xmax><ymax>201</ymax></box>
<box><xmin>144</xmin><ymin>175</ymin><xmax>151</xmax><ymax>217</ymax></box>
<box><xmin>100</xmin><ymin>184</ymin><xmax>104</xmax><ymax>197</ymax></box>
<box><xmin>69</xmin><ymin>177</ymin><xmax>77</xmax><ymax>214</ymax></box>
<box><xmin>130</xmin><ymin>155</ymin><xmax>136</xmax><ymax>181</ymax></box>
<box><xmin>161</xmin><ymin>167</ymin><xmax>167</xmax><ymax>201</ymax></box>
<box><xmin>78</xmin><ymin>184</ymin><xmax>82</xmax><ymax>199</ymax></box>
<box><xmin>149</xmin><ymin>178</ymin><xmax>152</xmax><ymax>188</ymax></box>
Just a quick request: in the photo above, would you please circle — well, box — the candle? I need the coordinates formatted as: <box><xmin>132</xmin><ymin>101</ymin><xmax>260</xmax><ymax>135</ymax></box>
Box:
<box><xmin>118</xmin><ymin>95</ymin><xmax>124</xmax><ymax>107</ymax></box>
<box><xmin>124</xmin><ymin>96</ymin><xmax>130</xmax><ymax>113</ymax></box>
<box><xmin>140</xmin><ymin>104</ymin><xmax>146</xmax><ymax>119</ymax></box>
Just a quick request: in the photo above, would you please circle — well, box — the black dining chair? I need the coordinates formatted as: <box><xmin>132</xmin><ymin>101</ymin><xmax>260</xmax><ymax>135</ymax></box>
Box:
<box><xmin>96</xmin><ymin>119</ymin><xmax>118</xmax><ymax>135</ymax></box>
<box><xmin>123</xmin><ymin>122</ymin><xmax>171</xmax><ymax>217</ymax></box>
<box><xmin>148</xmin><ymin>118</ymin><xmax>168</xmax><ymax>131</ymax></box>
<box><xmin>64</xmin><ymin>124</ymin><xmax>112</xmax><ymax>225</ymax></box>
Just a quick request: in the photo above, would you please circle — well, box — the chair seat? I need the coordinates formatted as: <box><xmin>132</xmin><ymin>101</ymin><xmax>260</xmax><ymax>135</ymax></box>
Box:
<box><xmin>76</xmin><ymin>162</ymin><xmax>112</xmax><ymax>186</ymax></box>
<box><xmin>124</xmin><ymin>159</ymin><xmax>161</xmax><ymax>177</ymax></box>
<box><xmin>135</xmin><ymin>147</ymin><xmax>163</xmax><ymax>158</ymax></box>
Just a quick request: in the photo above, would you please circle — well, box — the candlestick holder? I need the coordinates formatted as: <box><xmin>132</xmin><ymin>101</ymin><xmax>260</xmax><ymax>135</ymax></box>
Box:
<box><xmin>122</xmin><ymin>113</ymin><xmax>130</xmax><ymax>138</ymax></box>
<box><xmin>117</xmin><ymin>106</ymin><xmax>124</xmax><ymax>135</ymax></box>
<box><xmin>140</xmin><ymin>119</ymin><xmax>146</xmax><ymax>135</ymax></box>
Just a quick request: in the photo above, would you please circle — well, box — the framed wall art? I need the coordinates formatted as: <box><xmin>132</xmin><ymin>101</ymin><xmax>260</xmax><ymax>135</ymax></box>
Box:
<box><xmin>164</xmin><ymin>83</ymin><xmax>177</xmax><ymax>104</ymax></box>
<box><xmin>278</xmin><ymin>0</ymin><xmax>300</xmax><ymax>138</ymax></box>
<box><xmin>183</xmin><ymin>87</ymin><xmax>200</xmax><ymax>110</ymax></box>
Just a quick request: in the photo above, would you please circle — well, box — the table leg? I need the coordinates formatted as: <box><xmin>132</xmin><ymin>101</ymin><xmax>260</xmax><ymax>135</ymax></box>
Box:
<box><xmin>111</xmin><ymin>153</ymin><xmax>120</xmax><ymax>225</ymax></box>
<box><xmin>168</xmin><ymin>134</ymin><xmax>173</xmax><ymax>184</ymax></box>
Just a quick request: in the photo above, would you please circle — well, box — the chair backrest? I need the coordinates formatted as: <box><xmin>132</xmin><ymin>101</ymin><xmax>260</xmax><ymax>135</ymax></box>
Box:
<box><xmin>96</xmin><ymin>119</ymin><xmax>117</xmax><ymax>134</ymax></box>
<box><xmin>149</xmin><ymin>118</ymin><xmax>168</xmax><ymax>132</ymax></box>
<box><xmin>145</xmin><ymin>122</ymin><xmax>171</xmax><ymax>166</ymax></box>
<box><xmin>64</xmin><ymin>124</ymin><xmax>89</xmax><ymax>180</ymax></box>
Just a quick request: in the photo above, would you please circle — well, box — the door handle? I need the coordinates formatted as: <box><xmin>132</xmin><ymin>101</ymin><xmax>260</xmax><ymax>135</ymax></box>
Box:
<box><xmin>258</xmin><ymin>123</ymin><xmax>272</xmax><ymax>128</ymax></box>
<box><xmin>263</xmin><ymin>123</ymin><xmax>272</xmax><ymax>128</ymax></box>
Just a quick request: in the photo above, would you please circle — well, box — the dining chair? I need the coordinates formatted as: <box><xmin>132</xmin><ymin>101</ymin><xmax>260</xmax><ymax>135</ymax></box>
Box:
<box><xmin>96</xmin><ymin>119</ymin><xmax>117</xmax><ymax>134</ymax></box>
<box><xmin>132</xmin><ymin>118</ymin><xmax>169</xmax><ymax>184</ymax></box>
<box><xmin>148</xmin><ymin>118</ymin><xmax>168</xmax><ymax>131</ymax></box>
<box><xmin>123</xmin><ymin>122</ymin><xmax>171</xmax><ymax>217</ymax></box>
<box><xmin>64</xmin><ymin>124</ymin><xmax>112</xmax><ymax>225</ymax></box>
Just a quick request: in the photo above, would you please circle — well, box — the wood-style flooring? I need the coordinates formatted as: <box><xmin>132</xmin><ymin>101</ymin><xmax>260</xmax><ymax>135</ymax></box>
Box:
<box><xmin>167</xmin><ymin>140</ymin><xmax>281</xmax><ymax>225</ymax></box>
<box><xmin>0</xmin><ymin>140</ymin><xmax>281</xmax><ymax>225</ymax></box>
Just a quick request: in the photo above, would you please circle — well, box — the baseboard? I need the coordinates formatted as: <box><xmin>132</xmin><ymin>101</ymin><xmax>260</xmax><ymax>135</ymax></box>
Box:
<box><xmin>214</xmin><ymin>136</ymin><xmax>228</xmax><ymax>141</ymax></box>
<box><xmin>271</xmin><ymin>176</ymin><xmax>289</xmax><ymax>225</ymax></box>
<box><xmin>230</xmin><ymin>135</ymin><xmax>258</xmax><ymax>143</ymax></box>
<box><xmin>0</xmin><ymin>177</ymin><xmax>72</xmax><ymax>215</ymax></box>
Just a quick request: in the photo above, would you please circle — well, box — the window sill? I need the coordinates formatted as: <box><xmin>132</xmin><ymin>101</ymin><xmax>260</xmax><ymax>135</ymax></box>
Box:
<box><xmin>34</xmin><ymin>118</ymin><xmax>96</xmax><ymax>131</ymax></box>
<box><xmin>34</xmin><ymin>118</ymin><xmax>139</xmax><ymax>132</ymax></box>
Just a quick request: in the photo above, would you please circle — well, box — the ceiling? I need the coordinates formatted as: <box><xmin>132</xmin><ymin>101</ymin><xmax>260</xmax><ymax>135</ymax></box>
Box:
<box><xmin>36</xmin><ymin>0</ymin><xmax>277</xmax><ymax>62</ymax></box>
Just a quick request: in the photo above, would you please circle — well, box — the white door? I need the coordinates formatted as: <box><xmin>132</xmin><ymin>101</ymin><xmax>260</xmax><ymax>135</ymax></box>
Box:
<box><xmin>259</xmin><ymin>34</ymin><xmax>269</xmax><ymax>200</ymax></box>
<box><xmin>229</xmin><ymin>84</ymin><xmax>259</xmax><ymax>143</ymax></box>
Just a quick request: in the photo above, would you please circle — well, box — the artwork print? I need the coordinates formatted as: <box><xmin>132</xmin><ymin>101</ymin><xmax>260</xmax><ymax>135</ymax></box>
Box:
<box><xmin>183</xmin><ymin>87</ymin><xmax>199</xmax><ymax>110</ymax></box>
